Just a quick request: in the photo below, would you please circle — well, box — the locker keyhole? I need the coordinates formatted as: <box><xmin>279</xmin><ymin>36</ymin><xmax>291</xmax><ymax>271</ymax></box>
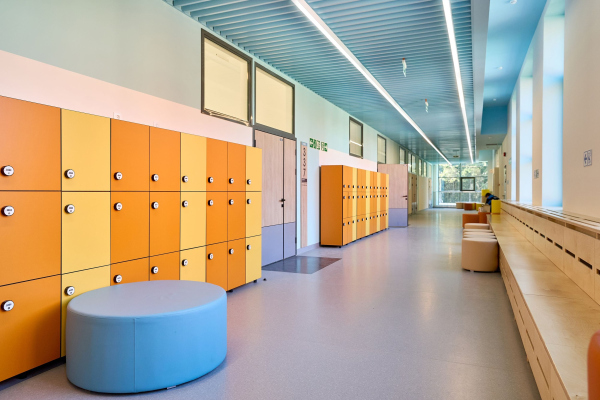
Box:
<box><xmin>2</xmin><ymin>300</ymin><xmax>14</xmax><ymax>312</ymax></box>
<box><xmin>65</xmin><ymin>169</ymin><xmax>75</xmax><ymax>179</ymax></box>
<box><xmin>229</xmin><ymin>178</ymin><xmax>234</xmax><ymax>184</ymax></box>
<box><xmin>151</xmin><ymin>266</ymin><xmax>159</xmax><ymax>274</ymax></box>
<box><xmin>182</xmin><ymin>175</ymin><xmax>189</xmax><ymax>183</ymax></box>
<box><xmin>182</xmin><ymin>200</ymin><xmax>189</xmax><ymax>207</ymax></box>
<box><xmin>208</xmin><ymin>177</ymin><xmax>214</xmax><ymax>183</ymax></box>
<box><xmin>114</xmin><ymin>275</ymin><xmax>123</xmax><ymax>283</ymax></box>
<box><xmin>247</xmin><ymin>179</ymin><xmax>251</xmax><ymax>185</ymax></box>
<box><xmin>152</xmin><ymin>174</ymin><xmax>159</xmax><ymax>182</ymax></box>
<box><xmin>65</xmin><ymin>204</ymin><xmax>75</xmax><ymax>214</ymax></box>
<box><xmin>114</xmin><ymin>202</ymin><xmax>123</xmax><ymax>211</ymax></box>
<box><xmin>65</xmin><ymin>286</ymin><xmax>75</xmax><ymax>296</ymax></box>
<box><xmin>208</xmin><ymin>253</ymin><xmax>214</xmax><ymax>260</ymax></box>
<box><xmin>2</xmin><ymin>165</ymin><xmax>14</xmax><ymax>176</ymax></box>
<box><xmin>152</xmin><ymin>202</ymin><xmax>159</xmax><ymax>209</ymax></box>
<box><xmin>2</xmin><ymin>206</ymin><xmax>14</xmax><ymax>217</ymax></box>
<box><xmin>114</xmin><ymin>172</ymin><xmax>123</xmax><ymax>180</ymax></box>
<box><xmin>182</xmin><ymin>259</ymin><xmax>188</xmax><ymax>266</ymax></box>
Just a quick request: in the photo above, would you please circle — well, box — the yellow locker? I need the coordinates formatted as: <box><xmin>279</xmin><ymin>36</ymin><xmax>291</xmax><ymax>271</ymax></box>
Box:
<box><xmin>61</xmin><ymin>110</ymin><xmax>110</xmax><ymax>191</ymax></box>
<box><xmin>180</xmin><ymin>192</ymin><xmax>206</xmax><ymax>250</ymax></box>
<box><xmin>62</xmin><ymin>192</ymin><xmax>111</xmax><ymax>274</ymax></box>
<box><xmin>180</xmin><ymin>247</ymin><xmax>206</xmax><ymax>282</ymax></box>
<box><xmin>245</xmin><ymin>146</ymin><xmax>262</xmax><ymax>192</ymax></box>
<box><xmin>246</xmin><ymin>192</ymin><xmax>262</xmax><ymax>238</ymax></box>
<box><xmin>352</xmin><ymin>168</ymin><xmax>358</xmax><ymax>192</ymax></box>
<box><xmin>246</xmin><ymin>236</ymin><xmax>261</xmax><ymax>283</ymax></box>
<box><xmin>180</xmin><ymin>133</ymin><xmax>206</xmax><ymax>192</ymax></box>
<box><xmin>60</xmin><ymin>266</ymin><xmax>110</xmax><ymax>356</ymax></box>
<box><xmin>352</xmin><ymin>218</ymin><xmax>357</xmax><ymax>241</ymax></box>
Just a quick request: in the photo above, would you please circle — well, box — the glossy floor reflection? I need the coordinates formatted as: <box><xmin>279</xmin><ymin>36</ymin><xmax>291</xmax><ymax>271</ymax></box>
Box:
<box><xmin>262</xmin><ymin>256</ymin><xmax>341</xmax><ymax>274</ymax></box>
<box><xmin>0</xmin><ymin>209</ymin><xmax>540</xmax><ymax>400</ymax></box>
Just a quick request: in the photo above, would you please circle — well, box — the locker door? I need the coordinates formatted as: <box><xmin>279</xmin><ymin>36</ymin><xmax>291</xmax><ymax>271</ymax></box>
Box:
<box><xmin>180</xmin><ymin>247</ymin><xmax>206</xmax><ymax>282</ymax></box>
<box><xmin>110</xmin><ymin>192</ymin><xmax>149</xmax><ymax>264</ymax></box>
<box><xmin>60</xmin><ymin>266</ymin><xmax>110</xmax><ymax>356</ymax></box>
<box><xmin>246</xmin><ymin>192</ymin><xmax>262</xmax><ymax>238</ymax></box>
<box><xmin>111</xmin><ymin>120</ymin><xmax>150</xmax><ymax>191</ymax></box>
<box><xmin>245</xmin><ymin>236</ymin><xmax>261</xmax><ymax>283</ymax></box>
<box><xmin>343</xmin><ymin>218</ymin><xmax>351</xmax><ymax>245</ymax></box>
<box><xmin>150</xmin><ymin>192</ymin><xmax>180</xmax><ymax>256</ymax></box>
<box><xmin>150</xmin><ymin>127</ymin><xmax>180</xmax><ymax>192</ymax></box>
<box><xmin>0</xmin><ymin>96</ymin><xmax>61</xmax><ymax>191</ymax></box>
<box><xmin>62</xmin><ymin>192</ymin><xmax>110</xmax><ymax>274</ymax></box>
<box><xmin>352</xmin><ymin>194</ymin><xmax>357</xmax><ymax>218</ymax></box>
<box><xmin>352</xmin><ymin>218</ymin><xmax>357</xmax><ymax>241</ymax></box>
<box><xmin>342</xmin><ymin>193</ymin><xmax>349</xmax><ymax>220</ymax></box>
<box><xmin>227</xmin><ymin>143</ymin><xmax>246</xmax><ymax>192</ymax></box>
<box><xmin>206</xmin><ymin>242</ymin><xmax>227</xmax><ymax>290</ymax></box>
<box><xmin>365</xmin><ymin>215</ymin><xmax>371</xmax><ymax>236</ymax></box>
<box><xmin>227</xmin><ymin>239</ymin><xmax>245</xmax><ymax>290</ymax></box>
<box><xmin>207</xmin><ymin>192</ymin><xmax>227</xmax><ymax>245</ymax></box>
<box><xmin>371</xmin><ymin>194</ymin><xmax>377</xmax><ymax>214</ymax></box>
<box><xmin>180</xmin><ymin>192</ymin><xmax>206</xmax><ymax>250</ymax></box>
<box><xmin>110</xmin><ymin>258</ymin><xmax>149</xmax><ymax>285</ymax></box>
<box><xmin>206</xmin><ymin>138</ymin><xmax>228</xmax><ymax>192</ymax></box>
<box><xmin>358</xmin><ymin>169</ymin><xmax>365</xmax><ymax>190</ymax></box>
<box><xmin>0</xmin><ymin>276</ymin><xmax>60</xmax><ymax>382</ymax></box>
<box><xmin>246</xmin><ymin>147</ymin><xmax>262</xmax><ymax>192</ymax></box>
<box><xmin>0</xmin><ymin>192</ymin><xmax>61</xmax><ymax>286</ymax></box>
<box><xmin>228</xmin><ymin>192</ymin><xmax>246</xmax><ymax>241</ymax></box>
<box><xmin>343</xmin><ymin>166</ymin><xmax>353</xmax><ymax>190</ymax></box>
<box><xmin>150</xmin><ymin>252</ymin><xmax>180</xmax><ymax>281</ymax></box>
<box><xmin>370</xmin><ymin>214</ymin><xmax>377</xmax><ymax>234</ymax></box>
<box><xmin>181</xmin><ymin>133</ymin><xmax>206</xmax><ymax>192</ymax></box>
<box><xmin>365</xmin><ymin>171</ymin><xmax>371</xmax><ymax>191</ymax></box>
<box><xmin>352</xmin><ymin>168</ymin><xmax>358</xmax><ymax>191</ymax></box>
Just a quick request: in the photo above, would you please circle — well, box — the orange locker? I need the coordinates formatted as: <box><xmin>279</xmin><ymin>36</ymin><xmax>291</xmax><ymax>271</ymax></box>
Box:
<box><xmin>0</xmin><ymin>276</ymin><xmax>60</xmax><ymax>382</ymax></box>
<box><xmin>0</xmin><ymin>96</ymin><xmax>61</xmax><ymax>191</ymax></box>
<box><xmin>150</xmin><ymin>127</ymin><xmax>180</xmax><ymax>191</ymax></box>
<box><xmin>245</xmin><ymin>192</ymin><xmax>261</xmax><ymax>238</ymax></box>
<box><xmin>227</xmin><ymin>192</ymin><xmax>246</xmax><ymax>241</ymax></box>
<box><xmin>227</xmin><ymin>239</ymin><xmax>246</xmax><ymax>290</ymax></box>
<box><xmin>150</xmin><ymin>252</ymin><xmax>180</xmax><ymax>281</ymax></box>
<box><xmin>150</xmin><ymin>192</ymin><xmax>180</xmax><ymax>256</ymax></box>
<box><xmin>111</xmin><ymin>258</ymin><xmax>149</xmax><ymax>285</ymax></box>
<box><xmin>206</xmin><ymin>138</ymin><xmax>228</xmax><ymax>192</ymax></box>
<box><xmin>343</xmin><ymin>166</ymin><xmax>353</xmax><ymax>190</ymax></box>
<box><xmin>206</xmin><ymin>242</ymin><xmax>227</xmax><ymax>290</ymax></box>
<box><xmin>111</xmin><ymin>120</ymin><xmax>149</xmax><ymax>191</ymax></box>
<box><xmin>342</xmin><ymin>193</ymin><xmax>349</xmax><ymax>220</ymax></box>
<box><xmin>110</xmin><ymin>192</ymin><xmax>149</xmax><ymax>264</ymax></box>
<box><xmin>343</xmin><ymin>218</ymin><xmax>351</xmax><ymax>245</ymax></box>
<box><xmin>0</xmin><ymin>192</ymin><xmax>61</xmax><ymax>286</ymax></box>
<box><xmin>370</xmin><ymin>213</ymin><xmax>377</xmax><ymax>233</ymax></box>
<box><xmin>227</xmin><ymin>143</ymin><xmax>246</xmax><ymax>192</ymax></box>
<box><xmin>371</xmin><ymin>194</ymin><xmax>377</xmax><ymax>212</ymax></box>
<box><xmin>207</xmin><ymin>192</ymin><xmax>227</xmax><ymax>245</ymax></box>
<box><xmin>357</xmin><ymin>169</ymin><xmax>366</xmax><ymax>190</ymax></box>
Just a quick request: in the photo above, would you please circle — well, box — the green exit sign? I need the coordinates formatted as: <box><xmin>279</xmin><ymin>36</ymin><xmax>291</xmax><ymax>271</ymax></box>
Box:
<box><xmin>309</xmin><ymin>138</ymin><xmax>327</xmax><ymax>152</ymax></box>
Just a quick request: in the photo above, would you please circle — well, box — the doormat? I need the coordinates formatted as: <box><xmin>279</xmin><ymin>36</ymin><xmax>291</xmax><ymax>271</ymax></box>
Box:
<box><xmin>262</xmin><ymin>256</ymin><xmax>341</xmax><ymax>274</ymax></box>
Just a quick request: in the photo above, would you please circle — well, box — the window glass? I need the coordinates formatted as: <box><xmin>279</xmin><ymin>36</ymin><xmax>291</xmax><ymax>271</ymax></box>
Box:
<box><xmin>349</xmin><ymin>119</ymin><xmax>363</xmax><ymax>158</ymax></box>
<box><xmin>399</xmin><ymin>148</ymin><xmax>405</xmax><ymax>164</ymax></box>
<box><xmin>255</xmin><ymin>67</ymin><xmax>293</xmax><ymax>134</ymax></box>
<box><xmin>377</xmin><ymin>136</ymin><xmax>386</xmax><ymax>164</ymax></box>
<box><xmin>438</xmin><ymin>162</ymin><xmax>488</xmax><ymax>206</ymax></box>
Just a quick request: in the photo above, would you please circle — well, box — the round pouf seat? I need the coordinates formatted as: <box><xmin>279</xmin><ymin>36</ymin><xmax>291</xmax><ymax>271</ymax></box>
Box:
<box><xmin>66</xmin><ymin>281</ymin><xmax>227</xmax><ymax>394</ymax></box>
<box><xmin>462</xmin><ymin>238</ymin><xmax>499</xmax><ymax>272</ymax></box>
<box><xmin>464</xmin><ymin>223</ymin><xmax>490</xmax><ymax>230</ymax></box>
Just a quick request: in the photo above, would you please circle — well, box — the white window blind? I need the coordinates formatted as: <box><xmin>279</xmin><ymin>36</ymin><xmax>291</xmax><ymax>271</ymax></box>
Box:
<box><xmin>349</xmin><ymin>119</ymin><xmax>363</xmax><ymax>157</ymax></box>
<box><xmin>377</xmin><ymin>136</ymin><xmax>386</xmax><ymax>163</ymax></box>
<box><xmin>256</xmin><ymin>67</ymin><xmax>293</xmax><ymax>134</ymax></box>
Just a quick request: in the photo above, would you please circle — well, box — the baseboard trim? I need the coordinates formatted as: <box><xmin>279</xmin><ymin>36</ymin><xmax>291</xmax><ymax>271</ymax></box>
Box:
<box><xmin>296</xmin><ymin>243</ymin><xmax>320</xmax><ymax>255</ymax></box>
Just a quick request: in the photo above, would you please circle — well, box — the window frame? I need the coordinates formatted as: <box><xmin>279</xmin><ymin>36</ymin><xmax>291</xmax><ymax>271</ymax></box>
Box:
<box><xmin>377</xmin><ymin>135</ymin><xmax>386</xmax><ymax>164</ymax></box>
<box><xmin>254</xmin><ymin>63</ymin><xmax>296</xmax><ymax>139</ymax></box>
<box><xmin>349</xmin><ymin>117</ymin><xmax>363</xmax><ymax>159</ymax></box>
<box><xmin>460</xmin><ymin>177</ymin><xmax>476</xmax><ymax>191</ymax></box>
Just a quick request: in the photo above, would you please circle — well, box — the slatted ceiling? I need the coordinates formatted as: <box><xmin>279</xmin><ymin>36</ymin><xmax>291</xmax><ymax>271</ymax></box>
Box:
<box><xmin>170</xmin><ymin>0</ymin><xmax>475</xmax><ymax>163</ymax></box>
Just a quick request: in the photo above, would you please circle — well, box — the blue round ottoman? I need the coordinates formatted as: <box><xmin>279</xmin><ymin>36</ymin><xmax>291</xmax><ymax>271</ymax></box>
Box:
<box><xmin>66</xmin><ymin>280</ymin><xmax>227</xmax><ymax>393</ymax></box>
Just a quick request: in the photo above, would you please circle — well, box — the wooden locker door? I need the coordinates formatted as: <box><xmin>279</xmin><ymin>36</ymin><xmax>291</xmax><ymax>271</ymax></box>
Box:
<box><xmin>245</xmin><ymin>236</ymin><xmax>261</xmax><ymax>283</ymax></box>
<box><xmin>227</xmin><ymin>143</ymin><xmax>246</xmax><ymax>192</ymax></box>
<box><xmin>150</xmin><ymin>252</ymin><xmax>180</xmax><ymax>281</ymax></box>
<box><xmin>0</xmin><ymin>275</ymin><xmax>61</xmax><ymax>382</ymax></box>
<box><xmin>150</xmin><ymin>127</ymin><xmax>180</xmax><ymax>192</ymax></box>
<box><xmin>206</xmin><ymin>139</ymin><xmax>228</xmax><ymax>192</ymax></box>
<box><xmin>352</xmin><ymin>218</ymin><xmax>357</xmax><ymax>241</ymax></box>
<box><xmin>110</xmin><ymin>258</ymin><xmax>149</xmax><ymax>285</ymax></box>
<box><xmin>62</xmin><ymin>192</ymin><xmax>110</xmax><ymax>274</ymax></box>
<box><xmin>0</xmin><ymin>191</ymin><xmax>61</xmax><ymax>286</ymax></box>
<box><xmin>110</xmin><ymin>192</ymin><xmax>150</xmax><ymax>264</ymax></box>
<box><xmin>61</xmin><ymin>266</ymin><xmax>110</xmax><ymax>356</ymax></box>
<box><xmin>61</xmin><ymin>110</ymin><xmax>110</xmax><ymax>191</ymax></box>
<box><xmin>343</xmin><ymin>166</ymin><xmax>353</xmax><ymax>190</ymax></box>
<box><xmin>358</xmin><ymin>169</ymin><xmax>365</xmax><ymax>190</ymax></box>
<box><xmin>370</xmin><ymin>214</ymin><xmax>377</xmax><ymax>234</ymax></box>
<box><xmin>149</xmin><ymin>192</ymin><xmax>180</xmax><ymax>256</ymax></box>
<box><xmin>246</xmin><ymin>192</ymin><xmax>262</xmax><ymax>238</ymax></box>
<box><xmin>0</xmin><ymin>96</ymin><xmax>61</xmax><ymax>191</ymax></box>
<box><xmin>180</xmin><ymin>192</ymin><xmax>206</xmax><ymax>250</ymax></box>
<box><xmin>206</xmin><ymin>192</ymin><xmax>228</xmax><ymax>245</ymax></box>
<box><xmin>227</xmin><ymin>192</ymin><xmax>246</xmax><ymax>241</ymax></box>
<box><xmin>283</xmin><ymin>139</ymin><xmax>296</xmax><ymax>225</ymax></box>
<box><xmin>246</xmin><ymin>147</ymin><xmax>262</xmax><ymax>192</ymax></box>
<box><xmin>180</xmin><ymin>247</ymin><xmax>206</xmax><ymax>282</ymax></box>
<box><xmin>254</xmin><ymin>131</ymin><xmax>283</xmax><ymax>227</ymax></box>
<box><xmin>181</xmin><ymin>133</ymin><xmax>206</xmax><ymax>192</ymax></box>
<box><xmin>206</xmin><ymin>242</ymin><xmax>227</xmax><ymax>290</ymax></box>
<box><xmin>111</xmin><ymin>120</ymin><xmax>149</xmax><ymax>191</ymax></box>
<box><xmin>227</xmin><ymin>239</ymin><xmax>246</xmax><ymax>290</ymax></box>
<box><xmin>343</xmin><ymin>218</ymin><xmax>352</xmax><ymax>245</ymax></box>
<box><xmin>343</xmin><ymin>192</ymin><xmax>349</xmax><ymax>219</ymax></box>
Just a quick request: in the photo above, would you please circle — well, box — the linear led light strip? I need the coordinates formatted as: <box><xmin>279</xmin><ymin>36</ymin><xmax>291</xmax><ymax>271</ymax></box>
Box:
<box><xmin>442</xmin><ymin>0</ymin><xmax>474</xmax><ymax>163</ymax></box>
<box><xmin>291</xmin><ymin>0</ymin><xmax>451</xmax><ymax>165</ymax></box>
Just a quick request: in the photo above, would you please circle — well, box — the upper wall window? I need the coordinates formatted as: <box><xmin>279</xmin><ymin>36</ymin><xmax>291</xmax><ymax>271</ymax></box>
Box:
<box><xmin>399</xmin><ymin>148</ymin><xmax>405</xmax><ymax>164</ymax></box>
<box><xmin>255</xmin><ymin>65</ymin><xmax>294</xmax><ymax>135</ymax></box>
<box><xmin>349</xmin><ymin>118</ymin><xmax>363</xmax><ymax>158</ymax></box>
<box><xmin>202</xmin><ymin>32</ymin><xmax>252</xmax><ymax>125</ymax></box>
<box><xmin>377</xmin><ymin>135</ymin><xmax>386</xmax><ymax>164</ymax></box>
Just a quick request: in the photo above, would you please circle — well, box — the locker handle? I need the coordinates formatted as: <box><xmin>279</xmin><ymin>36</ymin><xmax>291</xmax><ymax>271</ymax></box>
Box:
<box><xmin>182</xmin><ymin>200</ymin><xmax>189</xmax><ymax>207</ymax></box>
<box><xmin>151</xmin><ymin>202</ymin><xmax>159</xmax><ymax>209</ymax></box>
<box><xmin>229</xmin><ymin>178</ymin><xmax>234</xmax><ymax>184</ymax></box>
<box><xmin>65</xmin><ymin>286</ymin><xmax>75</xmax><ymax>296</ymax></box>
<box><xmin>247</xmin><ymin>199</ymin><xmax>251</xmax><ymax>204</ymax></box>
<box><xmin>114</xmin><ymin>202</ymin><xmax>123</xmax><ymax>211</ymax></box>
<box><xmin>2</xmin><ymin>300</ymin><xmax>15</xmax><ymax>311</ymax></box>
<box><xmin>182</xmin><ymin>175</ymin><xmax>189</xmax><ymax>183</ymax></box>
<box><xmin>65</xmin><ymin>204</ymin><xmax>75</xmax><ymax>214</ymax></box>
<box><xmin>152</xmin><ymin>174</ymin><xmax>159</xmax><ymax>182</ymax></box>
<box><xmin>229</xmin><ymin>249</ymin><xmax>234</xmax><ymax>254</ymax></box>
<box><xmin>65</xmin><ymin>169</ymin><xmax>75</xmax><ymax>179</ymax></box>
<box><xmin>151</xmin><ymin>266</ymin><xmax>159</xmax><ymax>274</ymax></box>
<box><xmin>182</xmin><ymin>259</ymin><xmax>189</xmax><ymax>266</ymax></box>
<box><xmin>208</xmin><ymin>200</ymin><xmax>214</xmax><ymax>206</ymax></box>
<box><xmin>247</xmin><ymin>245</ymin><xmax>251</xmax><ymax>250</ymax></box>
<box><xmin>229</xmin><ymin>199</ymin><xmax>234</xmax><ymax>205</ymax></box>
<box><xmin>280</xmin><ymin>198</ymin><xmax>286</xmax><ymax>202</ymax></box>
<box><xmin>2</xmin><ymin>165</ymin><xmax>14</xmax><ymax>176</ymax></box>
<box><xmin>2</xmin><ymin>206</ymin><xmax>15</xmax><ymax>217</ymax></box>
<box><xmin>114</xmin><ymin>172</ymin><xmax>123</xmax><ymax>180</ymax></box>
<box><xmin>208</xmin><ymin>253</ymin><xmax>214</xmax><ymax>260</ymax></box>
<box><xmin>247</xmin><ymin>179</ymin><xmax>252</xmax><ymax>185</ymax></box>
<box><xmin>208</xmin><ymin>177</ymin><xmax>214</xmax><ymax>183</ymax></box>
<box><xmin>114</xmin><ymin>275</ymin><xmax>123</xmax><ymax>283</ymax></box>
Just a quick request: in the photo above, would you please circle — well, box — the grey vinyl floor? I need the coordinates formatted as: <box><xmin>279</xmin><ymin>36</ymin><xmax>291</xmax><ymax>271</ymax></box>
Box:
<box><xmin>0</xmin><ymin>209</ymin><xmax>540</xmax><ymax>400</ymax></box>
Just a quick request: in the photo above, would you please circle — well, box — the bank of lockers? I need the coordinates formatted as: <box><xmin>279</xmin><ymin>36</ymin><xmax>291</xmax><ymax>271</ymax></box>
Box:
<box><xmin>320</xmin><ymin>165</ymin><xmax>389</xmax><ymax>246</ymax></box>
<box><xmin>0</xmin><ymin>95</ymin><xmax>263</xmax><ymax>382</ymax></box>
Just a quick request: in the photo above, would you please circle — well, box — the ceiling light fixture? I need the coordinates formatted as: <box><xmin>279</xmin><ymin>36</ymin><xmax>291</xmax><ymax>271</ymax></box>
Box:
<box><xmin>442</xmin><ymin>0</ymin><xmax>474</xmax><ymax>163</ymax></box>
<box><xmin>291</xmin><ymin>0</ymin><xmax>451</xmax><ymax>165</ymax></box>
<box><xmin>425</xmin><ymin>99</ymin><xmax>429</xmax><ymax>113</ymax></box>
<box><xmin>402</xmin><ymin>58</ymin><xmax>407</xmax><ymax>77</ymax></box>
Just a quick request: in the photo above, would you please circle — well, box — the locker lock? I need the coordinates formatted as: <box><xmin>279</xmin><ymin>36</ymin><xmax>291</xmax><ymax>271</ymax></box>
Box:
<box><xmin>152</xmin><ymin>174</ymin><xmax>159</xmax><ymax>182</ymax></box>
<box><xmin>2</xmin><ymin>206</ymin><xmax>14</xmax><ymax>217</ymax></box>
<box><xmin>182</xmin><ymin>175</ymin><xmax>189</xmax><ymax>183</ymax></box>
<box><xmin>247</xmin><ymin>244</ymin><xmax>251</xmax><ymax>250</ymax></box>
<box><xmin>247</xmin><ymin>179</ymin><xmax>251</xmax><ymax>185</ymax></box>
<box><xmin>64</xmin><ymin>286</ymin><xmax>75</xmax><ymax>296</ymax></box>
<box><xmin>208</xmin><ymin>177</ymin><xmax>214</xmax><ymax>183</ymax></box>
<box><xmin>65</xmin><ymin>169</ymin><xmax>75</xmax><ymax>179</ymax></box>
<box><xmin>151</xmin><ymin>266</ymin><xmax>159</xmax><ymax>274</ymax></box>
<box><xmin>2</xmin><ymin>300</ymin><xmax>14</xmax><ymax>312</ymax></box>
<box><xmin>208</xmin><ymin>200</ymin><xmax>214</xmax><ymax>206</ymax></box>
<box><xmin>229</xmin><ymin>199</ymin><xmax>234</xmax><ymax>205</ymax></box>
<box><xmin>114</xmin><ymin>202</ymin><xmax>123</xmax><ymax>211</ymax></box>
<box><xmin>247</xmin><ymin>199</ymin><xmax>251</xmax><ymax>204</ymax></box>
<box><xmin>208</xmin><ymin>253</ymin><xmax>214</xmax><ymax>260</ymax></box>
<box><xmin>182</xmin><ymin>259</ymin><xmax>188</xmax><ymax>267</ymax></box>
<box><xmin>65</xmin><ymin>204</ymin><xmax>75</xmax><ymax>214</ymax></box>
<box><xmin>229</xmin><ymin>248</ymin><xmax>234</xmax><ymax>254</ymax></box>
<box><xmin>2</xmin><ymin>165</ymin><xmax>14</xmax><ymax>176</ymax></box>
<box><xmin>152</xmin><ymin>202</ymin><xmax>159</xmax><ymax>209</ymax></box>
<box><xmin>114</xmin><ymin>172</ymin><xmax>123</xmax><ymax>180</ymax></box>
<box><xmin>114</xmin><ymin>275</ymin><xmax>123</xmax><ymax>284</ymax></box>
<box><xmin>229</xmin><ymin>178</ymin><xmax>234</xmax><ymax>184</ymax></box>
<box><xmin>182</xmin><ymin>200</ymin><xmax>189</xmax><ymax>207</ymax></box>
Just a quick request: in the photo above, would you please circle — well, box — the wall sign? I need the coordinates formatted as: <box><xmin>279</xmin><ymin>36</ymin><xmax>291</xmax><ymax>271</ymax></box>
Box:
<box><xmin>309</xmin><ymin>138</ymin><xmax>327</xmax><ymax>152</ymax></box>
<box><xmin>584</xmin><ymin>150</ymin><xmax>592</xmax><ymax>167</ymax></box>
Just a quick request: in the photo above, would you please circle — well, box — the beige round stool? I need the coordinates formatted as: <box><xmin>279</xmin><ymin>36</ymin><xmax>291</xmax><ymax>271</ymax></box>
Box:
<box><xmin>464</xmin><ymin>232</ymin><xmax>495</xmax><ymax>237</ymax></box>
<box><xmin>455</xmin><ymin>202</ymin><xmax>464</xmax><ymax>209</ymax></box>
<box><xmin>463</xmin><ymin>229</ymin><xmax>493</xmax><ymax>233</ymax></box>
<box><xmin>461</xmin><ymin>237</ymin><xmax>499</xmax><ymax>272</ymax></box>
<box><xmin>464</xmin><ymin>223</ymin><xmax>490</xmax><ymax>230</ymax></box>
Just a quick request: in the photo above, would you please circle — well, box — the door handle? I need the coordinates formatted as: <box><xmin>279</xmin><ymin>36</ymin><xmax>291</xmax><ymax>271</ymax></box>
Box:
<box><xmin>280</xmin><ymin>198</ymin><xmax>286</xmax><ymax>202</ymax></box>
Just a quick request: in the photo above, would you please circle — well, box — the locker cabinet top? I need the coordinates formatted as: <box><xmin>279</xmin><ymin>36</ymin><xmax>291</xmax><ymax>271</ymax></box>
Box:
<box><xmin>67</xmin><ymin>281</ymin><xmax>225</xmax><ymax>318</ymax></box>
